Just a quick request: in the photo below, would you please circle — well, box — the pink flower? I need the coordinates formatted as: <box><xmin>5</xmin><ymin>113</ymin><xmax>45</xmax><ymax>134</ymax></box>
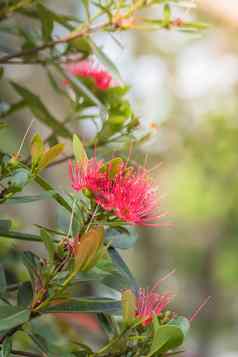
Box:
<box><xmin>136</xmin><ymin>281</ymin><xmax>174</xmax><ymax>326</ymax></box>
<box><xmin>65</xmin><ymin>59</ymin><xmax>112</xmax><ymax>91</ymax></box>
<box><xmin>68</xmin><ymin>159</ymin><xmax>104</xmax><ymax>192</ymax></box>
<box><xmin>69</xmin><ymin>159</ymin><xmax>166</xmax><ymax>227</ymax></box>
<box><xmin>108</xmin><ymin>167</ymin><xmax>165</xmax><ymax>226</ymax></box>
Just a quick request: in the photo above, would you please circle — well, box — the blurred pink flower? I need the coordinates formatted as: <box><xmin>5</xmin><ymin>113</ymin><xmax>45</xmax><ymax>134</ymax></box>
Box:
<box><xmin>65</xmin><ymin>59</ymin><xmax>112</xmax><ymax>90</ymax></box>
<box><xmin>136</xmin><ymin>280</ymin><xmax>174</xmax><ymax>326</ymax></box>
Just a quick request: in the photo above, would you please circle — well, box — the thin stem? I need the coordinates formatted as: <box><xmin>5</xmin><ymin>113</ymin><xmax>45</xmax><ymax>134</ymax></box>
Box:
<box><xmin>0</xmin><ymin>22</ymin><xmax>109</xmax><ymax>64</ymax></box>
<box><xmin>11</xmin><ymin>349</ymin><xmax>43</xmax><ymax>357</ymax></box>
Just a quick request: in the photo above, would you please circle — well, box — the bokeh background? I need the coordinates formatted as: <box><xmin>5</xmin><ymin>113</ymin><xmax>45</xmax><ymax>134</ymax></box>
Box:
<box><xmin>0</xmin><ymin>1</ymin><xmax>237</xmax><ymax>356</ymax></box>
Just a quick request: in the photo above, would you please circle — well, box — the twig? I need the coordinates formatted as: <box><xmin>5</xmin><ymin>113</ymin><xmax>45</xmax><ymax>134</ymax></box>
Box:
<box><xmin>11</xmin><ymin>350</ymin><xmax>43</xmax><ymax>357</ymax></box>
<box><xmin>0</xmin><ymin>22</ymin><xmax>109</xmax><ymax>64</ymax></box>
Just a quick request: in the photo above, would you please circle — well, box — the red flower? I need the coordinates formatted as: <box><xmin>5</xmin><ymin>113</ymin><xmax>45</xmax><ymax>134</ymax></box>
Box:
<box><xmin>68</xmin><ymin>158</ymin><xmax>104</xmax><ymax>192</ymax></box>
<box><xmin>136</xmin><ymin>280</ymin><xmax>174</xmax><ymax>326</ymax></box>
<box><xmin>108</xmin><ymin>166</ymin><xmax>165</xmax><ymax>226</ymax></box>
<box><xmin>69</xmin><ymin>159</ymin><xmax>166</xmax><ymax>227</ymax></box>
<box><xmin>65</xmin><ymin>59</ymin><xmax>112</xmax><ymax>90</ymax></box>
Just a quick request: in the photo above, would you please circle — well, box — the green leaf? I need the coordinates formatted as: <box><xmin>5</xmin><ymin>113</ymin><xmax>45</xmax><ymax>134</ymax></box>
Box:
<box><xmin>163</xmin><ymin>3</ymin><xmax>171</xmax><ymax>25</ymax></box>
<box><xmin>44</xmin><ymin>298</ymin><xmax>121</xmax><ymax>314</ymax></box>
<box><xmin>1</xmin><ymin>336</ymin><xmax>12</xmax><ymax>357</ymax></box>
<box><xmin>89</xmin><ymin>39</ymin><xmax>122</xmax><ymax>82</ymax></box>
<box><xmin>168</xmin><ymin>316</ymin><xmax>190</xmax><ymax>337</ymax></box>
<box><xmin>148</xmin><ymin>317</ymin><xmax>185</xmax><ymax>356</ymax></box>
<box><xmin>11</xmin><ymin>82</ymin><xmax>72</xmax><ymax>138</ymax></box>
<box><xmin>0</xmin><ymin>265</ymin><xmax>7</xmax><ymax>292</ymax></box>
<box><xmin>6</xmin><ymin>193</ymin><xmax>52</xmax><ymax>204</ymax></box>
<box><xmin>38</xmin><ymin>143</ymin><xmax>64</xmax><ymax>169</ymax></box>
<box><xmin>73</xmin><ymin>134</ymin><xmax>88</xmax><ymax>167</ymax></box>
<box><xmin>17</xmin><ymin>282</ymin><xmax>33</xmax><ymax>308</ymax></box>
<box><xmin>40</xmin><ymin>229</ymin><xmax>55</xmax><ymax>266</ymax></box>
<box><xmin>0</xmin><ymin>305</ymin><xmax>30</xmax><ymax>332</ymax></box>
<box><xmin>34</xmin><ymin>175</ymin><xmax>71</xmax><ymax>212</ymax></box>
<box><xmin>0</xmin><ymin>220</ymin><xmax>11</xmax><ymax>232</ymax></box>
<box><xmin>0</xmin><ymin>231</ymin><xmax>42</xmax><ymax>242</ymax></box>
<box><xmin>22</xmin><ymin>251</ymin><xmax>42</xmax><ymax>283</ymax></box>
<box><xmin>0</xmin><ymin>67</ymin><xmax>4</xmax><ymax>80</ymax></box>
<box><xmin>108</xmin><ymin>247</ymin><xmax>139</xmax><ymax>294</ymax></box>
<box><xmin>31</xmin><ymin>133</ymin><xmax>44</xmax><ymax>167</ymax></box>
<box><xmin>37</xmin><ymin>4</ymin><xmax>54</xmax><ymax>41</ymax></box>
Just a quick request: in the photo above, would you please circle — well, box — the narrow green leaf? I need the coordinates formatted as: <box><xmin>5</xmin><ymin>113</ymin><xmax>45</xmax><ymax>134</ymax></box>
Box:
<box><xmin>34</xmin><ymin>175</ymin><xmax>71</xmax><ymax>212</ymax></box>
<box><xmin>38</xmin><ymin>143</ymin><xmax>64</xmax><ymax>169</ymax></box>
<box><xmin>0</xmin><ymin>305</ymin><xmax>30</xmax><ymax>332</ymax></box>
<box><xmin>73</xmin><ymin>134</ymin><xmax>88</xmax><ymax>166</ymax></box>
<box><xmin>40</xmin><ymin>229</ymin><xmax>55</xmax><ymax>266</ymax></box>
<box><xmin>11</xmin><ymin>82</ymin><xmax>72</xmax><ymax>138</ymax></box>
<box><xmin>108</xmin><ymin>247</ymin><xmax>139</xmax><ymax>294</ymax></box>
<box><xmin>44</xmin><ymin>298</ymin><xmax>121</xmax><ymax>314</ymax></box>
<box><xmin>37</xmin><ymin>4</ymin><xmax>54</xmax><ymax>41</ymax></box>
<box><xmin>163</xmin><ymin>3</ymin><xmax>171</xmax><ymax>25</ymax></box>
<box><xmin>0</xmin><ymin>265</ymin><xmax>7</xmax><ymax>292</ymax></box>
<box><xmin>1</xmin><ymin>336</ymin><xmax>12</xmax><ymax>357</ymax></box>
<box><xmin>0</xmin><ymin>231</ymin><xmax>41</xmax><ymax>242</ymax></box>
<box><xmin>6</xmin><ymin>193</ymin><xmax>52</xmax><ymax>204</ymax></box>
<box><xmin>31</xmin><ymin>133</ymin><xmax>44</xmax><ymax>166</ymax></box>
<box><xmin>0</xmin><ymin>67</ymin><xmax>4</xmax><ymax>80</ymax></box>
<box><xmin>17</xmin><ymin>281</ymin><xmax>33</xmax><ymax>308</ymax></box>
<box><xmin>22</xmin><ymin>251</ymin><xmax>42</xmax><ymax>283</ymax></box>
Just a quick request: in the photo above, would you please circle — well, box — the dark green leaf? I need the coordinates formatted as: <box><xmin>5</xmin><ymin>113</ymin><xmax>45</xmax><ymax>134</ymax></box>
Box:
<box><xmin>0</xmin><ymin>265</ymin><xmax>7</xmax><ymax>292</ymax></box>
<box><xmin>0</xmin><ymin>305</ymin><xmax>30</xmax><ymax>332</ymax></box>
<box><xmin>0</xmin><ymin>220</ymin><xmax>11</xmax><ymax>232</ymax></box>
<box><xmin>17</xmin><ymin>281</ymin><xmax>33</xmax><ymax>308</ymax></box>
<box><xmin>11</xmin><ymin>82</ymin><xmax>72</xmax><ymax>138</ymax></box>
<box><xmin>34</xmin><ymin>175</ymin><xmax>71</xmax><ymax>212</ymax></box>
<box><xmin>22</xmin><ymin>251</ymin><xmax>42</xmax><ymax>283</ymax></box>
<box><xmin>40</xmin><ymin>229</ymin><xmax>55</xmax><ymax>266</ymax></box>
<box><xmin>6</xmin><ymin>193</ymin><xmax>53</xmax><ymax>204</ymax></box>
<box><xmin>0</xmin><ymin>67</ymin><xmax>4</xmax><ymax>79</ymax></box>
<box><xmin>44</xmin><ymin>298</ymin><xmax>121</xmax><ymax>314</ymax></box>
<box><xmin>108</xmin><ymin>247</ymin><xmax>139</xmax><ymax>294</ymax></box>
<box><xmin>37</xmin><ymin>4</ymin><xmax>54</xmax><ymax>41</ymax></box>
<box><xmin>0</xmin><ymin>231</ymin><xmax>41</xmax><ymax>242</ymax></box>
<box><xmin>1</xmin><ymin>336</ymin><xmax>12</xmax><ymax>357</ymax></box>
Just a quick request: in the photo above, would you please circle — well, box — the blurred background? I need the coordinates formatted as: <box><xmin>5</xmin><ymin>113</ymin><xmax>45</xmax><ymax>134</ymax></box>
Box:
<box><xmin>0</xmin><ymin>1</ymin><xmax>238</xmax><ymax>356</ymax></box>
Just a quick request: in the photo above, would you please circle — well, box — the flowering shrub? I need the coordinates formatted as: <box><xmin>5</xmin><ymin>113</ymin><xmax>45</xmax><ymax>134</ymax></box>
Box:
<box><xmin>0</xmin><ymin>1</ymin><xmax>208</xmax><ymax>356</ymax></box>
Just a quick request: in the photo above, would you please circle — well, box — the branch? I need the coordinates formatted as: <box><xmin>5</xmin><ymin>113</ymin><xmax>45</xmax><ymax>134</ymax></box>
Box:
<box><xmin>0</xmin><ymin>22</ymin><xmax>109</xmax><ymax>64</ymax></box>
<box><xmin>11</xmin><ymin>350</ymin><xmax>43</xmax><ymax>357</ymax></box>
